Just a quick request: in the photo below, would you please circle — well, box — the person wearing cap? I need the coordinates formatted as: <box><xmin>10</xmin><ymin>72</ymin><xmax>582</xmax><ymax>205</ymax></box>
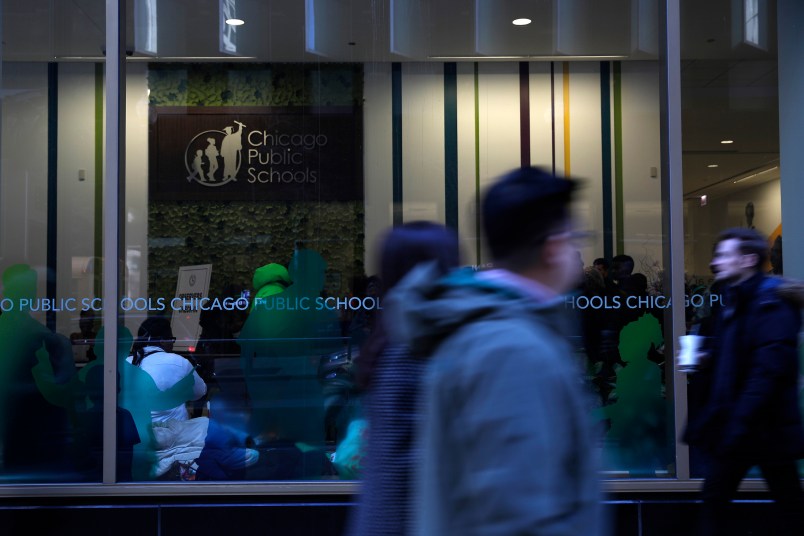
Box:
<box><xmin>250</xmin><ymin>262</ymin><xmax>291</xmax><ymax>311</ymax></box>
<box><xmin>386</xmin><ymin>167</ymin><xmax>605</xmax><ymax>535</ymax></box>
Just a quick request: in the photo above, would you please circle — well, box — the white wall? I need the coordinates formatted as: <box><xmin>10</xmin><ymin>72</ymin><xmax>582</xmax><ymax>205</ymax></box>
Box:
<box><xmin>56</xmin><ymin>63</ymin><xmax>99</xmax><ymax>334</ymax></box>
<box><xmin>0</xmin><ymin>63</ymin><xmax>49</xmax><ymax>322</ymax></box>
<box><xmin>619</xmin><ymin>61</ymin><xmax>662</xmax><ymax>275</ymax></box>
<box><xmin>401</xmin><ymin>63</ymin><xmax>445</xmax><ymax>224</ymax></box>
<box><xmin>1</xmin><ymin>63</ymin><xmax>151</xmax><ymax>335</ymax></box>
<box><xmin>362</xmin><ymin>60</ymin><xmax>664</xmax><ymax>273</ymax></box>
<box><xmin>125</xmin><ymin>63</ymin><xmax>151</xmax><ymax>335</ymax></box>
<box><xmin>565</xmin><ymin>62</ymin><xmax>605</xmax><ymax>268</ymax></box>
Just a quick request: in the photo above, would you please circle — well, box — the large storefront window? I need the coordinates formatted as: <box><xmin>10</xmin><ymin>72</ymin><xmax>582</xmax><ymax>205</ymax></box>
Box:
<box><xmin>115</xmin><ymin>2</ymin><xmax>673</xmax><ymax>483</ymax></box>
<box><xmin>0</xmin><ymin>0</ymin><xmax>671</xmax><ymax>486</ymax></box>
<box><xmin>121</xmin><ymin>57</ymin><xmax>672</xmax><ymax>482</ymax></box>
<box><xmin>680</xmin><ymin>0</ymin><xmax>804</xmax><ymax>479</ymax></box>
<box><xmin>0</xmin><ymin>2</ymin><xmax>107</xmax><ymax>483</ymax></box>
<box><xmin>2</xmin><ymin>0</ymin><xmax>800</xmax><ymax>491</ymax></box>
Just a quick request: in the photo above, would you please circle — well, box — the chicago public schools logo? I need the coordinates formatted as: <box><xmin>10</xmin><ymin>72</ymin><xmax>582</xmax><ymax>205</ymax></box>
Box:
<box><xmin>184</xmin><ymin>121</ymin><xmax>245</xmax><ymax>187</ymax></box>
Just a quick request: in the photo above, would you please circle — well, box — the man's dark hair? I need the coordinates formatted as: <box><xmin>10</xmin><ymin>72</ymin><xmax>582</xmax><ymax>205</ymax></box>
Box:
<box><xmin>716</xmin><ymin>227</ymin><xmax>769</xmax><ymax>271</ymax></box>
<box><xmin>611</xmin><ymin>254</ymin><xmax>634</xmax><ymax>276</ymax></box>
<box><xmin>131</xmin><ymin>316</ymin><xmax>174</xmax><ymax>366</ymax></box>
<box><xmin>593</xmin><ymin>258</ymin><xmax>609</xmax><ymax>269</ymax></box>
<box><xmin>611</xmin><ymin>254</ymin><xmax>634</xmax><ymax>267</ymax></box>
<box><xmin>482</xmin><ymin>167</ymin><xmax>576</xmax><ymax>270</ymax></box>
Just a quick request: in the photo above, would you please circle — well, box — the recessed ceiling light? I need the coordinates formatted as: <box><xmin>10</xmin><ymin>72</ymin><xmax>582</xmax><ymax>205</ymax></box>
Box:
<box><xmin>225</xmin><ymin>18</ymin><xmax>245</xmax><ymax>26</ymax></box>
<box><xmin>512</xmin><ymin>18</ymin><xmax>532</xmax><ymax>26</ymax></box>
<box><xmin>707</xmin><ymin>164</ymin><xmax>718</xmax><ymax>168</ymax></box>
<box><xmin>720</xmin><ymin>139</ymin><xmax>734</xmax><ymax>144</ymax></box>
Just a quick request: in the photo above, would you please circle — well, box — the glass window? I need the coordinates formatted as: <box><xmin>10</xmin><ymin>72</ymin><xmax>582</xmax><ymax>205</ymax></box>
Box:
<box><xmin>0</xmin><ymin>1</ymin><xmax>107</xmax><ymax>483</ymax></box>
<box><xmin>110</xmin><ymin>1</ymin><xmax>675</xmax><ymax>483</ymax></box>
<box><xmin>680</xmin><ymin>0</ymin><xmax>787</xmax><ymax>478</ymax></box>
<box><xmin>0</xmin><ymin>0</ymin><xmax>724</xmax><ymax>487</ymax></box>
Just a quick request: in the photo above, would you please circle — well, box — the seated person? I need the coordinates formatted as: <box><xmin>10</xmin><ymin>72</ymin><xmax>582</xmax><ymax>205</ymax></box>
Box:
<box><xmin>128</xmin><ymin>316</ymin><xmax>259</xmax><ymax>480</ymax></box>
<box><xmin>128</xmin><ymin>316</ymin><xmax>207</xmax><ymax>423</ymax></box>
<box><xmin>70</xmin><ymin>309</ymin><xmax>98</xmax><ymax>364</ymax></box>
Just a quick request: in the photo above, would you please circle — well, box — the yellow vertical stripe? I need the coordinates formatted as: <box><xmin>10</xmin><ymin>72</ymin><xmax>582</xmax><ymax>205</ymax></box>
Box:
<box><xmin>563</xmin><ymin>62</ymin><xmax>571</xmax><ymax>176</ymax></box>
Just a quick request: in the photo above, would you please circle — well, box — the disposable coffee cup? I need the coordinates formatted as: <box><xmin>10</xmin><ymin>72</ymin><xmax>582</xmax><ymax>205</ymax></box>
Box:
<box><xmin>677</xmin><ymin>335</ymin><xmax>704</xmax><ymax>372</ymax></box>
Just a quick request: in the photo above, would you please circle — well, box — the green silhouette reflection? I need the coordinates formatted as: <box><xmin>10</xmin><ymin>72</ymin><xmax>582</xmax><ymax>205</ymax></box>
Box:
<box><xmin>594</xmin><ymin>312</ymin><xmax>669</xmax><ymax>477</ymax></box>
<box><xmin>238</xmin><ymin>249</ymin><xmax>342</xmax><ymax>455</ymax></box>
<box><xmin>0</xmin><ymin>265</ymin><xmax>77</xmax><ymax>480</ymax></box>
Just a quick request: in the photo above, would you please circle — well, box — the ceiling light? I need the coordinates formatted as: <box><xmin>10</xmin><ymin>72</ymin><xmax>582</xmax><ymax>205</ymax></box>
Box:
<box><xmin>225</xmin><ymin>18</ymin><xmax>245</xmax><ymax>26</ymax></box>
<box><xmin>707</xmin><ymin>164</ymin><xmax>718</xmax><ymax>168</ymax></box>
<box><xmin>512</xmin><ymin>18</ymin><xmax>532</xmax><ymax>26</ymax></box>
<box><xmin>700</xmin><ymin>195</ymin><xmax>707</xmax><ymax>206</ymax></box>
<box><xmin>720</xmin><ymin>139</ymin><xmax>734</xmax><ymax>144</ymax></box>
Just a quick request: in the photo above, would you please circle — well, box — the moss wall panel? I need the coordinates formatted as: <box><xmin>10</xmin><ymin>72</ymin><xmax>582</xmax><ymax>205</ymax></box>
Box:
<box><xmin>148</xmin><ymin>64</ymin><xmax>362</xmax><ymax>107</ymax></box>
<box><xmin>148</xmin><ymin>201</ymin><xmax>364</xmax><ymax>300</ymax></box>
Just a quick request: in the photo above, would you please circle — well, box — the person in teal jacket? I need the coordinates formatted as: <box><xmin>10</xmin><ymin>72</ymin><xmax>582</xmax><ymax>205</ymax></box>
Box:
<box><xmin>386</xmin><ymin>167</ymin><xmax>606</xmax><ymax>536</ymax></box>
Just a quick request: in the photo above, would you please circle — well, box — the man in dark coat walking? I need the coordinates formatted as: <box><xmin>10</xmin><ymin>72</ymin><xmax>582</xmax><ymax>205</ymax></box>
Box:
<box><xmin>684</xmin><ymin>227</ymin><xmax>804</xmax><ymax>535</ymax></box>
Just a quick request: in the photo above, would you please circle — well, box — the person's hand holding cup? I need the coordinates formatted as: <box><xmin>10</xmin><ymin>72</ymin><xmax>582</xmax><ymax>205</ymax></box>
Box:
<box><xmin>677</xmin><ymin>334</ymin><xmax>705</xmax><ymax>373</ymax></box>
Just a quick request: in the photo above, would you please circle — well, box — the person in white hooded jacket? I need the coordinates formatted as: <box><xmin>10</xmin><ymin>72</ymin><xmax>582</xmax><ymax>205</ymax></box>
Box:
<box><xmin>128</xmin><ymin>316</ymin><xmax>260</xmax><ymax>480</ymax></box>
<box><xmin>128</xmin><ymin>317</ymin><xmax>207</xmax><ymax>423</ymax></box>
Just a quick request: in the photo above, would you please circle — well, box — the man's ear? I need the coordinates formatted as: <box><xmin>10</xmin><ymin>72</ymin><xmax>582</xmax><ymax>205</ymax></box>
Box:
<box><xmin>739</xmin><ymin>252</ymin><xmax>760</xmax><ymax>271</ymax></box>
<box><xmin>541</xmin><ymin>233</ymin><xmax>568</xmax><ymax>267</ymax></box>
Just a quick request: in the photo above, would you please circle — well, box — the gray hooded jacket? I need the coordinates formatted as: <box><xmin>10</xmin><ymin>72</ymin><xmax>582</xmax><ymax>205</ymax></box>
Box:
<box><xmin>386</xmin><ymin>265</ymin><xmax>605</xmax><ymax>536</ymax></box>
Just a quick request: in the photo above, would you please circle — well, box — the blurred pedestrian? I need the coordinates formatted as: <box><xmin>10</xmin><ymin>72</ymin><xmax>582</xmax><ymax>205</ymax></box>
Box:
<box><xmin>683</xmin><ymin>227</ymin><xmax>804</xmax><ymax>536</ymax></box>
<box><xmin>388</xmin><ymin>167</ymin><xmax>605</xmax><ymax>535</ymax></box>
<box><xmin>346</xmin><ymin>221</ymin><xmax>461</xmax><ymax>536</ymax></box>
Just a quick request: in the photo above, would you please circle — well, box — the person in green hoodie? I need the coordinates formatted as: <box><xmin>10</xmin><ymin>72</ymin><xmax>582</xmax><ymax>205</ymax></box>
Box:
<box><xmin>238</xmin><ymin>253</ymin><xmax>341</xmax><ymax>478</ymax></box>
<box><xmin>386</xmin><ymin>167</ymin><xmax>606</xmax><ymax>536</ymax></box>
<box><xmin>250</xmin><ymin>263</ymin><xmax>291</xmax><ymax>310</ymax></box>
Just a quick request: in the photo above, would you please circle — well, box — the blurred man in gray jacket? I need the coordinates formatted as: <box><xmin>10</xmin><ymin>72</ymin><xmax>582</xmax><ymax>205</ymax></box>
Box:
<box><xmin>388</xmin><ymin>167</ymin><xmax>605</xmax><ymax>536</ymax></box>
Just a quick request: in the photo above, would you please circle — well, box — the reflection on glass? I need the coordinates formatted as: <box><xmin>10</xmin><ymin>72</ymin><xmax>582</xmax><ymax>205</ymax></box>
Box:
<box><xmin>0</xmin><ymin>0</ymin><xmax>687</xmax><ymax>486</ymax></box>
<box><xmin>681</xmin><ymin>0</ymin><xmax>781</xmax><ymax>478</ymax></box>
